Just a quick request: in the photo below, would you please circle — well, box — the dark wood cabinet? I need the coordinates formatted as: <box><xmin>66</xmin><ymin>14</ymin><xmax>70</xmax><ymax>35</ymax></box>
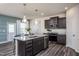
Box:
<box><xmin>45</xmin><ymin>20</ymin><xmax>50</xmax><ymax>29</ymax></box>
<box><xmin>17</xmin><ymin>40</ymin><xmax>32</xmax><ymax>56</ymax></box>
<box><xmin>25</xmin><ymin>40</ymin><xmax>32</xmax><ymax>56</ymax></box>
<box><xmin>45</xmin><ymin>17</ymin><xmax>66</xmax><ymax>29</ymax></box>
<box><xmin>18</xmin><ymin>40</ymin><xmax>26</xmax><ymax>56</ymax></box>
<box><xmin>32</xmin><ymin>37</ymin><xmax>44</xmax><ymax>55</ymax></box>
<box><xmin>49</xmin><ymin>17</ymin><xmax>58</xmax><ymax>29</ymax></box>
<box><xmin>45</xmin><ymin>17</ymin><xmax>58</xmax><ymax>29</ymax></box>
<box><xmin>57</xmin><ymin>34</ymin><xmax>66</xmax><ymax>45</ymax></box>
<box><xmin>17</xmin><ymin>37</ymin><xmax>46</xmax><ymax>56</ymax></box>
<box><xmin>57</xmin><ymin>17</ymin><xmax>66</xmax><ymax>28</ymax></box>
<box><xmin>48</xmin><ymin>33</ymin><xmax>66</xmax><ymax>45</ymax></box>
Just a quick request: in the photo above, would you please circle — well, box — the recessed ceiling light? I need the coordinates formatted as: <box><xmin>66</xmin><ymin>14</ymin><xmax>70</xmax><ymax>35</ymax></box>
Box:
<box><xmin>35</xmin><ymin>9</ymin><xmax>38</xmax><ymax>12</ymax></box>
<box><xmin>65</xmin><ymin>7</ymin><xmax>68</xmax><ymax>10</ymax></box>
<box><xmin>23</xmin><ymin>3</ymin><xmax>27</xmax><ymax>6</ymax></box>
<box><xmin>41</xmin><ymin>13</ymin><xmax>44</xmax><ymax>16</ymax></box>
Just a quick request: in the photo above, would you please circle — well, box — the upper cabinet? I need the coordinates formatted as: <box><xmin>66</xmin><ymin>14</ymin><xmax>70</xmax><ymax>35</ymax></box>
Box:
<box><xmin>57</xmin><ymin>17</ymin><xmax>66</xmax><ymax>28</ymax></box>
<box><xmin>49</xmin><ymin>17</ymin><xmax>58</xmax><ymax>29</ymax></box>
<box><xmin>45</xmin><ymin>17</ymin><xmax>66</xmax><ymax>29</ymax></box>
<box><xmin>45</xmin><ymin>20</ymin><xmax>50</xmax><ymax>29</ymax></box>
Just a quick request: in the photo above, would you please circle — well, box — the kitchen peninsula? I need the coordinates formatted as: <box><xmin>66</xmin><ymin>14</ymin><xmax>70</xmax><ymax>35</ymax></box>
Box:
<box><xmin>14</xmin><ymin>34</ymin><xmax>49</xmax><ymax>56</ymax></box>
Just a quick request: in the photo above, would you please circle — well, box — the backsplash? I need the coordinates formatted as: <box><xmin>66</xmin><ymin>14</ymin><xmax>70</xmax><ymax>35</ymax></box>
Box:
<box><xmin>45</xmin><ymin>29</ymin><xmax>66</xmax><ymax>34</ymax></box>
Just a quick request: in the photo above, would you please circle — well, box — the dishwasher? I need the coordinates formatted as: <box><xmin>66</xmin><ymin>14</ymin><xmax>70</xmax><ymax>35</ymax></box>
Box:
<box><xmin>44</xmin><ymin>36</ymin><xmax>49</xmax><ymax>49</ymax></box>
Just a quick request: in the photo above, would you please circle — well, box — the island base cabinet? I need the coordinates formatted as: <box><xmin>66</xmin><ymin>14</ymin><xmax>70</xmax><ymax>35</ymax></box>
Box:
<box><xmin>32</xmin><ymin>37</ymin><xmax>44</xmax><ymax>55</ymax></box>
<box><xmin>17</xmin><ymin>40</ymin><xmax>32</xmax><ymax>56</ymax></box>
<box><xmin>17</xmin><ymin>40</ymin><xmax>26</xmax><ymax>56</ymax></box>
<box><xmin>16</xmin><ymin>36</ymin><xmax>48</xmax><ymax>56</ymax></box>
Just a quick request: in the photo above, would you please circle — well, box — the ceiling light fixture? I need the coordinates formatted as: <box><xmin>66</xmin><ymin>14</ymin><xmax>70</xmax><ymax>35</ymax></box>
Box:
<box><xmin>22</xmin><ymin>4</ymin><xmax>27</xmax><ymax>23</ymax></box>
<box><xmin>22</xmin><ymin>16</ymin><xmax>27</xmax><ymax>22</ymax></box>
<box><xmin>65</xmin><ymin>7</ymin><xmax>68</xmax><ymax>10</ymax></box>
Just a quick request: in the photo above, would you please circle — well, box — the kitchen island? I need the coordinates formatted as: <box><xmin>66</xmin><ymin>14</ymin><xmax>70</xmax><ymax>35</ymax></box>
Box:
<box><xmin>14</xmin><ymin>34</ymin><xmax>49</xmax><ymax>56</ymax></box>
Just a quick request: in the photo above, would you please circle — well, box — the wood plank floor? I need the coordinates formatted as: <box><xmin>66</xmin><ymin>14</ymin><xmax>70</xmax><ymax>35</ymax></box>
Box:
<box><xmin>0</xmin><ymin>42</ymin><xmax>14</xmax><ymax>56</ymax></box>
<box><xmin>36</xmin><ymin>42</ymin><xmax>77</xmax><ymax>56</ymax></box>
<box><xmin>0</xmin><ymin>41</ymin><xmax>77</xmax><ymax>56</ymax></box>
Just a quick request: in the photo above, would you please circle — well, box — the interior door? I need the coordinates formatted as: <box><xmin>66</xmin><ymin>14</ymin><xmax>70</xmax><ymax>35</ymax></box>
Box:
<box><xmin>7</xmin><ymin>23</ymin><xmax>16</xmax><ymax>41</ymax></box>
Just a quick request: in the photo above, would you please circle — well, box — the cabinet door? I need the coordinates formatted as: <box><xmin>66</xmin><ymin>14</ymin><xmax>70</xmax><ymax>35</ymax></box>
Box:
<box><xmin>39</xmin><ymin>37</ymin><xmax>44</xmax><ymax>51</ymax></box>
<box><xmin>45</xmin><ymin>20</ymin><xmax>50</xmax><ymax>29</ymax></box>
<box><xmin>57</xmin><ymin>35</ymin><xmax>66</xmax><ymax>44</ymax></box>
<box><xmin>18</xmin><ymin>40</ymin><xmax>26</xmax><ymax>56</ymax></box>
<box><xmin>58</xmin><ymin>17</ymin><xmax>66</xmax><ymax>28</ymax></box>
<box><xmin>25</xmin><ymin>47</ymin><xmax>32</xmax><ymax>56</ymax></box>
<box><xmin>32</xmin><ymin>38</ymin><xmax>39</xmax><ymax>55</ymax></box>
<box><xmin>25</xmin><ymin>40</ymin><xmax>32</xmax><ymax>56</ymax></box>
<box><xmin>18</xmin><ymin>40</ymin><xmax>33</xmax><ymax>56</ymax></box>
<box><xmin>32</xmin><ymin>37</ymin><xmax>44</xmax><ymax>55</ymax></box>
<box><xmin>49</xmin><ymin>17</ymin><xmax>58</xmax><ymax>28</ymax></box>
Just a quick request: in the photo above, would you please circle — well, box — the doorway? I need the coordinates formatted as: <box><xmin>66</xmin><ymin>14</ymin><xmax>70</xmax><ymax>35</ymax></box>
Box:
<box><xmin>7</xmin><ymin>23</ymin><xmax>16</xmax><ymax>41</ymax></box>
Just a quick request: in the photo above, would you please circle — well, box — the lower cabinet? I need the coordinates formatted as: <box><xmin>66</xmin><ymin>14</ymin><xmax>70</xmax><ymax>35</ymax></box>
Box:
<box><xmin>18</xmin><ymin>40</ymin><xmax>32</xmax><ymax>56</ymax></box>
<box><xmin>25</xmin><ymin>40</ymin><xmax>32</xmax><ymax>56</ymax></box>
<box><xmin>57</xmin><ymin>34</ymin><xmax>66</xmax><ymax>45</ymax></box>
<box><xmin>17</xmin><ymin>37</ymin><xmax>45</xmax><ymax>56</ymax></box>
<box><xmin>32</xmin><ymin>37</ymin><xmax>44</xmax><ymax>55</ymax></box>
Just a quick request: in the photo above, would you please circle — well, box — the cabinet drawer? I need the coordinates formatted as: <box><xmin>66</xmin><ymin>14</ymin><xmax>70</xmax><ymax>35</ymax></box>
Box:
<box><xmin>25</xmin><ymin>40</ymin><xmax>32</xmax><ymax>44</ymax></box>
<box><xmin>25</xmin><ymin>44</ymin><xmax>32</xmax><ymax>48</ymax></box>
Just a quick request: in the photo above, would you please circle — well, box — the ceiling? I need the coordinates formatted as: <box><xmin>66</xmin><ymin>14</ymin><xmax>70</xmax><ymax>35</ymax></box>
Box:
<box><xmin>0</xmin><ymin>3</ymin><xmax>78</xmax><ymax>19</ymax></box>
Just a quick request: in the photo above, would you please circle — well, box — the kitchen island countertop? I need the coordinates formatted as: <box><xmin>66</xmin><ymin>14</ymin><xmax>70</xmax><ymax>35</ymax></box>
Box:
<box><xmin>14</xmin><ymin>34</ymin><xmax>48</xmax><ymax>41</ymax></box>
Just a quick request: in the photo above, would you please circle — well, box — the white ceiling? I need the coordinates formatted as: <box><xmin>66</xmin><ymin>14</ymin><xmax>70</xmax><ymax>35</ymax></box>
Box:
<box><xmin>0</xmin><ymin>3</ymin><xmax>78</xmax><ymax>19</ymax></box>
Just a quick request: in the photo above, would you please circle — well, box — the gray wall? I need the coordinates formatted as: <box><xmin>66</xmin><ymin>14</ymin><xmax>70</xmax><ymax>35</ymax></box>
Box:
<box><xmin>66</xmin><ymin>5</ymin><xmax>79</xmax><ymax>52</ymax></box>
<box><xmin>0</xmin><ymin>15</ymin><xmax>19</xmax><ymax>42</ymax></box>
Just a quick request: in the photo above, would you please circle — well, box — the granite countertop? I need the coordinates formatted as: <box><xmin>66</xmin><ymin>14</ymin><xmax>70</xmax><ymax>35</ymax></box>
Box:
<box><xmin>14</xmin><ymin>34</ymin><xmax>47</xmax><ymax>41</ymax></box>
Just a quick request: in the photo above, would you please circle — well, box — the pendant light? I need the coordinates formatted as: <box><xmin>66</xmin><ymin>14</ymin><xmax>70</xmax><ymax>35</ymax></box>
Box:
<box><xmin>22</xmin><ymin>16</ymin><xmax>27</xmax><ymax>22</ymax></box>
<box><xmin>22</xmin><ymin>4</ymin><xmax>27</xmax><ymax>23</ymax></box>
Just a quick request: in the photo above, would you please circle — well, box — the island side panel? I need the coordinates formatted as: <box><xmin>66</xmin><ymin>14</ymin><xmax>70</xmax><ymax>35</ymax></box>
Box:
<box><xmin>15</xmin><ymin>39</ymin><xmax>18</xmax><ymax>56</ymax></box>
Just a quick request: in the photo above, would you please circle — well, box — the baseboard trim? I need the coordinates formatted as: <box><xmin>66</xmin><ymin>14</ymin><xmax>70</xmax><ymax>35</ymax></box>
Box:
<box><xmin>0</xmin><ymin>40</ymin><xmax>12</xmax><ymax>44</ymax></box>
<box><xmin>66</xmin><ymin>45</ymin><xmax>79</xmax><ymax>55</ymax></box>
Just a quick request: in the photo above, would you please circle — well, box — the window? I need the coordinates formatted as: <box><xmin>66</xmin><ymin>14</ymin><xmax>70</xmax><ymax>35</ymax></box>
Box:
<box><xmin>20</xmin><ymin>23</ymin><xmax>26</xmax><ymax>34</ymax></box>
<box><xmin>8</xmin><ymin>24</ymin><xmax>15</xmax><ymax>33</ymax></box>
